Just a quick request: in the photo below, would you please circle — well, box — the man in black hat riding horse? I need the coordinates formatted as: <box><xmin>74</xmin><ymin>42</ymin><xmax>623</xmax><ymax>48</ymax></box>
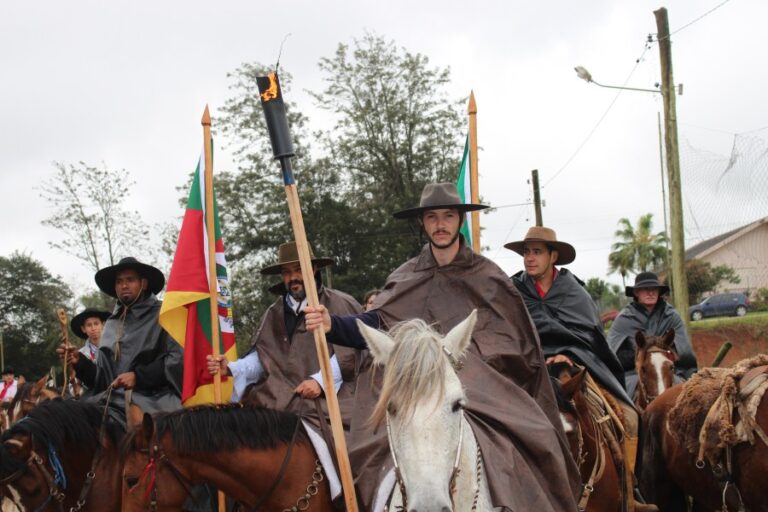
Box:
<box><xmin>306</xmin><ymin>183</ymin><xmax>580</xmax><ymax>512</ymax></box>
<box><xmin>607</xmin><ymin>271</ymin><xmax>698</xmax><ymax>396</ymax></box>
<box><xmin>59</xmin><ymin>257</ymin><xmax>183</xmax><ymax>426</ymax></box>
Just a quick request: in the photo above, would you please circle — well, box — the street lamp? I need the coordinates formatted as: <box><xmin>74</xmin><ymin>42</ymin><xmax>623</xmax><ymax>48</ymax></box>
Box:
<box><xmin>574</xmin><ymin>63</ymin><xmax>689</xmax><ymax>322</ymax></box>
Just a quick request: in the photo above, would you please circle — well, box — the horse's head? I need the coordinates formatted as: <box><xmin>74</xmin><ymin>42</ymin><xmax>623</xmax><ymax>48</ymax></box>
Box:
<box><xmin>10</xmin><ymin>376</ymin><xmax>55</xmax><ymax>424</ymax></box>
<box><xmin>635</xmin><ymin>329</ymin><xmax>678</xmax><ymax>408</ymax></box>
<box><xmin>360</xmin><ymin>310</ymin><xmax>477</xmax><ymax>510</ymax></box>
<box><xmin>121</xmin><ymin>413</ymin><xmax>190</xmax><ymax>512</ymax></box>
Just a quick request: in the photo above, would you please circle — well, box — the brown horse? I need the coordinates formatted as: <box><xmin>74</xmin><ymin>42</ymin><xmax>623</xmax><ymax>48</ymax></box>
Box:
<box><xmin>121</xmin><ymin>404</ymin><xmax>334</xmax><ymax>512</ymax></box>
<box><xmin>7</xmin><ymin>376</ymin><xmax>59</xmax><ymax>425</ymax></box>
<box><xmin>0</xmin><ymin>398</ymin><xmax>123</xmax><ymax>512</ymax></box>
<box><xmin>633</xmin><ymin>330</ymin><xmax>678</xmax><ymax>410</ymax></box>
<box><xmin>640</xmin><ymin>357</ymin><xmax>768</xmax><ymax>511</ymax></box>
<box><xmin>550</xmin><ymin>365</ymin><xmax>625</xmax><ymax>512</ymax></box>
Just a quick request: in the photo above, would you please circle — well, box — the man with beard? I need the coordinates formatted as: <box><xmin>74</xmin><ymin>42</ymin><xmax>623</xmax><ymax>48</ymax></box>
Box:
<box><xmin>507</xmin><ymin>227</ymin><xmax>657</xmax><ymax>512</ymax></box>
<box><xmin>207</xmin><ymin>241</ymin><xmax>360</xmax><ymax>503</ymax></box>
<box><xmin>58</xmin><ymin>257</ymin><xmax>183</xmax><ymax>426</ymax></box>
<box><xmin>306</xmin><ymin>183</ymin><xmax>579</xmax><ymax>512</ymax></box>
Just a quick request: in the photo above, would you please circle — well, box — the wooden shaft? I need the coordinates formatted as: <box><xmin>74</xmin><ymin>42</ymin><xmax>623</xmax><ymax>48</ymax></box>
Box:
<box><xmin>710</xmin><ymin>341</ymin><xmax>732</xmax><ymax>368</ymax></box>
<box><xmin>284</xmin><ymin>182</ymin><xmax>359</xmax><ymax>511</ymax></box>
<box><xmin>468</xmin><ymin>92</ymin><xmax>481</xmax><ymax>252</ymax></box>
<box><xmin>655</xmin><ymin>7</ymin><xmax>690</xmax><ymax>330</ymax></box>
<box><xmin>202</xmin><ymin>107</ymin><xmax>226</xmax><ymax>512</ymax></box>
<box><xmin>201</xmin><ymin>106</ymin><xmax>223</xmax><ymax>405</ymax></box>
<box><xmin>531</xmin><ymin>170</ymin><xmax>543</xmax><ymax>226</ymax></box>
<box><xmin>57</xmin><ymin>309</ymin><xmax>70</xmax><ymax>397</ymax></box>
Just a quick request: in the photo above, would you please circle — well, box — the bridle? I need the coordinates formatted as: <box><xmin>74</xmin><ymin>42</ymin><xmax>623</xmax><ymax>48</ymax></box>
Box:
<box><xmin>130</xmin><ymin>411</ymin><xmax>325</xmax><ymax>512</ymax></box>
<box><xmin>635</xmin><ymin>345</ymin><xmax>676</xmax><ymax>408</ymax></box>
<box><xmin>385</xmin><ymin>346</ymin><xmax>483</xmax><ymax>512</ymax></box>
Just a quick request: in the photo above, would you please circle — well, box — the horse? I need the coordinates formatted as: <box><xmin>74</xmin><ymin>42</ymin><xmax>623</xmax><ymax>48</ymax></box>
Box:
<box><xmin>640</xmin><ymin>355</ymin><xmax>768</xmax><ymax>511</ymax></box>
<box><xmin>120</xmin><ymin>404</ymin><xmax>335</xmax><ymax>512</ymax></box>
<box><xmin>633</xmin><ymin>330</ymin><xmax>678</xmax><ymax>410</ymax></box>
<box><xmin>549</xmin><ymin>364</ymin><xmax>626</xmax><ymax>512</ymax></box>
<box><xmin>0</xmin><ymin>398</ymin><xmax>123</xmax><ymax>512</ymax></box>
<box><xmin>7</xmin><ymin>376</ymin><xmax>59</xmax><ymax>426</ymax></box>
<box><xmin>357</xmin><ymin>310</ymin><xmax>493</xmax><ymax>511</ymax></box>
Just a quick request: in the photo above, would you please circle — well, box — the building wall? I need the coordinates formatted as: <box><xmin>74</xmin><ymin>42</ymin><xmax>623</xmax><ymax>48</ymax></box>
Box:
<box><xmin>699</xmin><ymin>223</ymin><xmax>768</xmax><ymax>294</ymax></box>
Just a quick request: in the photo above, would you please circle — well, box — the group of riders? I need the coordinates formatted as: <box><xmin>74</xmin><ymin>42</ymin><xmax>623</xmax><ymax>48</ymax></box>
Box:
<box><xmin>8</xmin><ymin>182</ymin><xmax>700</xmax><ymax>511</ymax></box>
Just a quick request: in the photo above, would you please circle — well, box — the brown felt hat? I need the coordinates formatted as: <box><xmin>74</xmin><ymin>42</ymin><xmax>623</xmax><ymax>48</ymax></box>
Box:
<box><xmin>504</xmin><ymin>226</ymin><xmax>576</xmax><ymax>265</ymax></box>
<box><xmin>393</xmin><ymin>183</ymin><xmax>488</xmax><ymax>219</ymax></box>
<box><xmin>260</xmin><ymin>241</ymin><xmax>334</xmax><ymax>275</ymax></box>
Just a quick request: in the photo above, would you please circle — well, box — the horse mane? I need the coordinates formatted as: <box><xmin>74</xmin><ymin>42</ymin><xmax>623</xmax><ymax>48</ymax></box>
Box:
<box><xmin>147</xmin><ymin>404</ymin><xmax>306</xmax><ymax>456</ymax></box>
<box><xmin>0</xmin><ymin>398</ymin><xmax>122</xmax><ymax>477</ymax></box>
<box><xmin>370</xmin><ymin>318</ymin><xmax>448</xmax><ymax>428</ymax></box>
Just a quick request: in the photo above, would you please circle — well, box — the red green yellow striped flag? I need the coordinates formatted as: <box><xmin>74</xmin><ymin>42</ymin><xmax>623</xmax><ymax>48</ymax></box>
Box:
<box><xmin>160</xmin><ymin>153</ymin><xmax>237</xmax><ymax>406</ymax></box>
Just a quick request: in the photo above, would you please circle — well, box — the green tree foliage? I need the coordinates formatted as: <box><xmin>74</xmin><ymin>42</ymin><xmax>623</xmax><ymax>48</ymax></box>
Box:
<box><xmin>584</xmin><ymin>277</ymin><xmax>626</xmax><ymax>311</ymax></box>
<box><xmin>684</xmin><ymin>259</ymin><xmax>741</xmax><ymax>304</ymax></box>
<box><xmin>212</xmin><ymin>34</ymin><xmax>465</xmax><ymax>344</ymax></box>
<box><xmin>608</xmin><ymin>213</ymin><xmax>667</xmax><ymax>285</ymax></box>
<box><xmin>0</xmin><ymin>253</ymin><xmax>72</xmax><ymax>379</ymax></box>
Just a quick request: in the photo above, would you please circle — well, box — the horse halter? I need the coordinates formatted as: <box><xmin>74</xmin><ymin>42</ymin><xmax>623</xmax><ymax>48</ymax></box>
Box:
<box><xmin>636</xmin><ymin>345</ymin><xmax>676</xmax><ymax>407</ymax></box>
<box><xmin>0</xmin><ymin>442</ymin><xmax>67</xmax><ymax>512</ymax></box>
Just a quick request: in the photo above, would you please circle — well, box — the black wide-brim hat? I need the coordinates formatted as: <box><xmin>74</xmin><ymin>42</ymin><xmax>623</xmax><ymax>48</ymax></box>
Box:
<box><xmin>95</xmin><ymin>257</ymin><xmax>166</xmax><ymax>298</ymax></box>
<box><xmin>1</xmin><ymin>367</ymin><xmax>14</xmax><ymax>376</ymax></box>
<box><xmin>393</xmin><ymin>183</ymin><xmax>489</xmax><ymax>219</ymax></box>
<box><xmin>70</xmin><ymin>308</ymin><xmax>111</xmax><ymax>339</ymax></box>
<box><xmin>625</xmin><ymin>271</ymin><xmax>670</xmax><ymax>297</ymax></box>
<box><xmin>504</xmin><ymin>226</ymin><xmax>576</xmax><ymax>265</ymax></box>
<box><xmin>260</xmin><ymin>241</ymin><xmax>334</xmax><ymax>276</ymax></box>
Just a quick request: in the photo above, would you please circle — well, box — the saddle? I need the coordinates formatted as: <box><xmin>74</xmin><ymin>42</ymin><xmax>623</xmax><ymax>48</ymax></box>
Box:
<box><xmin>667</xmin><ymin>355</ymin><xmax>768</xmax><ymax>468</ymax></box>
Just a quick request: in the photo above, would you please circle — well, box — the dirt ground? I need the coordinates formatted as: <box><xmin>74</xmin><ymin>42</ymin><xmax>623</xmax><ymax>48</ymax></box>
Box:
<box><xmin>691</xmin><ymin>322</ymin><xmax>768</xmax><ymax>367</ymax></box>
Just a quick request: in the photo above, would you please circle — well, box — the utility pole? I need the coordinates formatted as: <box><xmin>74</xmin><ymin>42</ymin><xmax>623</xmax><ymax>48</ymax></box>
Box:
<box><xmin>531</xmin><ymin>169</ymin><xmax>543</xmax><ymax>226</ymax></box>
<box><xmin>655</xmin><ymin>7</ymin><xmax>689</xmax><ymax>326</ymax></box>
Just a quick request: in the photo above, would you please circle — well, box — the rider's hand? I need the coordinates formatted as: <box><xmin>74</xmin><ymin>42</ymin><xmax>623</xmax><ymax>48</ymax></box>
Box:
<box><xmin>304</xmin><ymin>305</ymin><xmax>332</xmax><ymax>334</ymax></box>
<box><xmin>545</xmin><ymin>354</ymin><xmax>574</xmax><ymax>367</ymax></box>
<box><xmin>206</xmin><ymin>355</ymin><xmax>231</xmax><ymax>376</ymax></box>
<box><xmin>295</xmin><ymin>379</ymin><xmax>323</xmax><ymax>399</ymax></box>
<box><xmin>56</xmin><ymin>343</ymin><xmax>80</xmax><ymax>366</ymax></box>
<box><xmin>111</xmin><ymin>372</ymin><xmax>137</xmax><ymax>390</ymax></box>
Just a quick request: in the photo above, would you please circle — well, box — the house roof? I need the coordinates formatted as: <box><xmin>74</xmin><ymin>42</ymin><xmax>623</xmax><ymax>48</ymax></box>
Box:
<box><xmin>686</xmin><ymin>217</ymin><xmax>768</xmax><ymax>261</ymax></box>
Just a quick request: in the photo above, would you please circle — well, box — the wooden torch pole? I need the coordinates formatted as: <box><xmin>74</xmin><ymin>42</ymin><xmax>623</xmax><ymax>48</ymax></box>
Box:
<box><xmin>468</xmin><ymin>91</ymin><xmax>481</xmax><ymax>252</ymax></box>
<box><xmin>201</xmin><ymin>106</ymin><xmax>226</xmax><ymax>512</ymax></box>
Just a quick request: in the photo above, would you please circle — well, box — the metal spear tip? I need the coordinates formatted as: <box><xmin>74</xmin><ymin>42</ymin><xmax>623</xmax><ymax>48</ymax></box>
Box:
<box><xmin>574</xmin><ymin>66</ymin><xmax>592</xmax><ymax>83</ymax></box>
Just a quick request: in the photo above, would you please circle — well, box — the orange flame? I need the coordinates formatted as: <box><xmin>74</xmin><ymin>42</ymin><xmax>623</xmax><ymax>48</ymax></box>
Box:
<box><xmin>261</xmin><ymin>73</ymin><xmax>279</xmax><ymax>102</ymax></box>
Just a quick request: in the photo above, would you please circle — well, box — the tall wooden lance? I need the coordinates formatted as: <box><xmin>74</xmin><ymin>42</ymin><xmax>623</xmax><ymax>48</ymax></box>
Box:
<box><xmin>257</xmin><ymin>72</ymin><xmax>359</xmax><ymax>511</ymax></box>
<box><xmin>468</xmin><ymin>91</ymin><xmax>481</xmax><ymax>252</ymax></box>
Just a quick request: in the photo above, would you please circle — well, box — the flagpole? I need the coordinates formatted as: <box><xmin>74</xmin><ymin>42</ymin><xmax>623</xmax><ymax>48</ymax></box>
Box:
<box><xmin>257</xmin><ymin>73</ymin><xmax>359</xmax><ymax>512</ymax></box>
<box><xmin>468</xmin><ymin>91</ymin><xmax>481</xmax><ymax>253</ymax></box>
<box><xmin>202</xmin><ymin>106</ymin><xmax>227</xmax><ymax>512</ymax></box>
<box><xmin>201</xmin><ymin>105</ymin><xmax>222</xmax><ymax>404</ymax></box>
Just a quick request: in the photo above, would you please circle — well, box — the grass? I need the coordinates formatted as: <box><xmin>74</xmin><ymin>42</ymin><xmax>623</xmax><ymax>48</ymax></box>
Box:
<box><xmin>688</xmin><ymin>311</ymin><xmax>768</xmax><ymax>331</ymax></box>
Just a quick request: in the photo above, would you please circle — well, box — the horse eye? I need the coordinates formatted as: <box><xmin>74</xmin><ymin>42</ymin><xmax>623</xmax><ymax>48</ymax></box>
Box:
<box><xmin>125</xmin><ymin>477</ymin><xmax>139</xmax><ymax>489</ymax></box>
<box><xmin>452</xmin><ymin>399</ymin><xmax>465</xmax><ymax>413</ymax></box>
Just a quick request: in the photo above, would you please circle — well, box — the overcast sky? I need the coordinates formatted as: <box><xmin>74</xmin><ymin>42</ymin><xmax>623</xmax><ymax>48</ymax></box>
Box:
<box><xmin>2</xmin><ymin>0</ymin><xmax>766</xmax><ymax>299</ymax></box>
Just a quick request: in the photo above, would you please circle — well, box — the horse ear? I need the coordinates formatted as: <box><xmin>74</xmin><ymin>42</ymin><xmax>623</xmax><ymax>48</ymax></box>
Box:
<box><xmin>443</xmin><ymin>309</ymin><xmax>478</xmax><ymax>357</ymax></box>
<box><xmin>141</xmin><ymin>413</ymin><xmax>154</xmax><ymax>442</ymax></box>
<box><xmin>357</xmin><ymin>319</ymin><xmax>395</xmax><ymax>365</ymax></box>
<box><xmin>662</xmin><ymin>328</ymin><xmax>676</xmax><ymax>349</ymax></box>
<box><xmin>34</xmin><ymin>375</ymin><xmax>48</xmax><ymax>393</ymax></box>
<box><xmin>560</xmin><ymin>368</ymin><xmax>587</xmax><ymax>399</ymax></box>
<box><xmin>3</xmin><ymin>434</ymin><xmax>31</xmax><ymax>459</ymax></box>
<box><xmin>635</xmin><ymin>331</ymin><xmax>647</xmax><ymax>349</ymax></box>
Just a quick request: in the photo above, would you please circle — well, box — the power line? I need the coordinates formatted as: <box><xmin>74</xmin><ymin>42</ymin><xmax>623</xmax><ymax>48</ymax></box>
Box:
<box><xmin>664</xmin><ymin>0</ymin><xmax>734</xmax><ymax>39</ymax></box>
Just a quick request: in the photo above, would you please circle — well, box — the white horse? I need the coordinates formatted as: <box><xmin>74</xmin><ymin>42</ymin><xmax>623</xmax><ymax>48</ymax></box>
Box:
<box><xmin>358</xmin><ymin>310</ymin><xmax>494</xmax><ymax>512</ymax></box>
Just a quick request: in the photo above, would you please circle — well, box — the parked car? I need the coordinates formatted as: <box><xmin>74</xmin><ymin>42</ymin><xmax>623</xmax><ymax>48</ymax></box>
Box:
<box><xmin>688</xmin><ymin>292</ymin><xmax>751</xmax><ymax>321</ymax></box>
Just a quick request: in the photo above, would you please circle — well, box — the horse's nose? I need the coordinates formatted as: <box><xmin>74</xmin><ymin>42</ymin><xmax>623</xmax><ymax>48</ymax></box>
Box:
<box><xmin>407</xmin><ymin>506</ymin><xmax>451</xmax><ymax>512</ymax></box>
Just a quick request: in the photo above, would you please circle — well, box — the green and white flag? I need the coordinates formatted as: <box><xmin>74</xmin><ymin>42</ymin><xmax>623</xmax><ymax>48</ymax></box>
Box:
<box><xmin>456</xmin><ymin>136</ymin><xmax>473</xmax><ymax>245</ymax></box>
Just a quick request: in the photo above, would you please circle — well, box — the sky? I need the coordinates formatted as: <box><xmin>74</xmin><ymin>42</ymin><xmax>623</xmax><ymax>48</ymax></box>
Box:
<box><xmin>2</xmin><ymin>0</ymin><xmax>766</xmax><ymax>300</ymax></box>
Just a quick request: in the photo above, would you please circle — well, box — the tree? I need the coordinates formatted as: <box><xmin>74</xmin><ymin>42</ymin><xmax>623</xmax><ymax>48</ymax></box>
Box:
<box><xmin>584</xmin><ymin>277</ymin><xmax>626</xmax><ymax>311</ymax></box>
<box><xmin>210</xmin><ymin>34</ymin><xmax>466</xmax><ymax>343</ymax></box>
<box><xmin>40</xmin><ymin>161</ymin><xmax>151</xmax><ymax>273</ymax></box>
<box><xmin>0</xmin><ymin>252</ymin><xmax>72</xmax><ymax>379</ymax></box>
<box><xmin>683</xmin><ymin>260</ymin><xmax>741</xmax><ymax>304</ymax></box>
<box><xmin>608</xmin><ymin>213</ymin><xmax>667</xmax><ymax>285</ymax></box>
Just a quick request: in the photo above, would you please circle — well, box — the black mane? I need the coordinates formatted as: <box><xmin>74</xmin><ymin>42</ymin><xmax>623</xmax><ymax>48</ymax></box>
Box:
<box><xmin>148</xmin><ymin>404</ymin><xmax>306</xmax><ymax>456</ymax></box>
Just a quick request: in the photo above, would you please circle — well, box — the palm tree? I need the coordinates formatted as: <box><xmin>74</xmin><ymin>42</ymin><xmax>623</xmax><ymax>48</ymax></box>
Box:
<box><xmin>608</xmin><ymin>213</ymin><xmax>668</xmax><ymax>285</ymax></box>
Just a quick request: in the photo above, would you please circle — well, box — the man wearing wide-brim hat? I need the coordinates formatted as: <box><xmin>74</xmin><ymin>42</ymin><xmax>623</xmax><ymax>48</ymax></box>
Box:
<box><xmin>59</xmin><ymin>257</ymin><xmax>183</xmax><ymax>426</ymax></box>
<box><xmin>305</xmin><ymin>183</ymin><xmax>580</xmax><ymax>511</ymax></box>
<box><xmin>508</xmin><ymin>226</ymin><xmax>661</xmax><ymax>511</ymax></box>
<box><xmin>207</xmin><ymin>241</ymin><xmax>360</xmax><ymax>498</ymax></box>
<box><xmin>607</xmin><ymin>271</ymin><xmax>698</xmax><ymax>395</ymax></box>
<box><xmin>70</xmin><ymin>308</ymin><xmax>111</xmax><ymax>363</ymax></box>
